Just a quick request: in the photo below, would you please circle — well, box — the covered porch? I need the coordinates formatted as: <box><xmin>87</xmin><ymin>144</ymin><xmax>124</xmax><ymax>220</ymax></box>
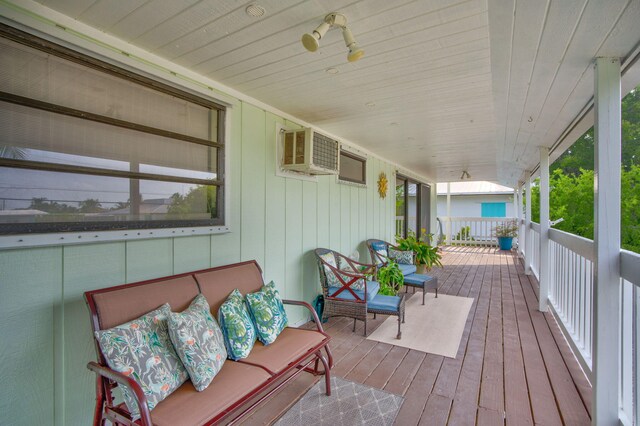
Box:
<box><xmin>244</xmin><ymin>247</ymin><xmax>592</xmax><ymax>425</ymax></box>
<box><xmin>0</xmin><ymin>0</ymin><xmax>639</xmax><ymax>425</ymax></box>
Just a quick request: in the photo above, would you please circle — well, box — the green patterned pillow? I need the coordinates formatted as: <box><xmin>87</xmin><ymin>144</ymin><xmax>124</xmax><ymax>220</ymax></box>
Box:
<box><xmin>95</xmin><ymin>304</ymin><xmax>188</xmax><ymax>420</ymax></box>
<box><xmin>321</xmin><ymin>252</ymin><xmax>365</xmax><ymax>291</ymax></box>
<box><xmin>218</xmin><ymin>289</ymin><xmax>257</xmax><ymax>360</ymax></box>
<box><xmin>167</xmin><ymin>294</ymin><xmax>227</xmax><ymax>392</ymax></box>
<box><xmin>246</xmin><ymin>281</ymin><xmax>288</xmax><ymax>345</ymax></box>
<box><xmin>389</xmin><ymin>248</ymin><xmax>413</xmax><ymax>265</ymax></box>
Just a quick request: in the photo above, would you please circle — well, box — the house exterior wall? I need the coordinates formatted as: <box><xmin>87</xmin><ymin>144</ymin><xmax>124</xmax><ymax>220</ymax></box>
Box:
<box><xmin>436</xmin><ymin>193</ymin><xmax>515</xmax><ymax>218</ymax></box>
<box><xmin>0</xmin><ymin>12</ymin><xmax>412</xmax><ymax>426</ymax></box>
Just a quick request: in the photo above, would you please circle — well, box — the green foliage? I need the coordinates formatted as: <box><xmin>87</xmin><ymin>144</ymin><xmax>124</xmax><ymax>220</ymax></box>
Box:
<box><xmin>523</xmin><ymin>86</ymin><xmax>640</xmax><ymax>253</ymax></box>
<box><xmin>395</xmin><ymin>228</ymin><xmax>443</xmax><ymax>269</ymax></box>
<box><xmin>454</xmin><ymin>226</ymin><xmax>474</xmax><ymax>242</ymax></box>
<box><xmin>494</xmin><ymin>220</ymin><xmax>518</xmax><ymax>238</ymax></box>
<box><xmin>377</xmin><ymin>259</ymin><xmax>404</xmax><ymax>296</ymax></box>
<box><xmin>168</xmin><ymin>185</ymin><xmax>217</xmax><ymax>217</ymax></box>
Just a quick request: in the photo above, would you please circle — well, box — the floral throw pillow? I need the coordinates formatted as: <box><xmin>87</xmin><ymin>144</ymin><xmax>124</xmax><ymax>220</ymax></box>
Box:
<box><xmin>218</xmin><ymin>289</ymin><xmax>257</xmax><ymax>360</ymax></box>
<box><xmin>95</xmin><ymin>304</ymin><xmax>188</xmax><ymax>420</ymax></box>
<box><xmin>167</xmin><ymin>294</ymin><xmax>227</xmax><ymax>392</ymax></box>
<box><xmin>246</xmin><ymin>281</ymin><xmax>288</xmax><ymax>345</ymax></box>
<box><xmin>389</xmin><ymin>248</ymin><xmax>414</xmax><ymax>265</ymax></box>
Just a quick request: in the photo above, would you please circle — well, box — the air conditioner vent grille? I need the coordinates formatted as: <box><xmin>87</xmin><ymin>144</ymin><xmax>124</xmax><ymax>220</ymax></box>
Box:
<box><xmin>312</xmin><ymin>132</ymin><xmax>338</xmax><ymax>170</ymax></box>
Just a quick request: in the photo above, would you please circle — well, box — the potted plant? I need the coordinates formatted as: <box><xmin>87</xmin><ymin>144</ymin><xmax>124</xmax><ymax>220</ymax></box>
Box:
<box><xmin>396</xmin><ymin>228</ymin><xmax>443</xmax><ymax>274</ymax></box>
<box><xmin>494</xmin><ymin>220</ymin><xmax>518</xmax><ymax>250</ymax></box>
<box><xmin>376</xmin><ymin>259</ymin><xmax>404</xmax><ymax>295</ymax></box>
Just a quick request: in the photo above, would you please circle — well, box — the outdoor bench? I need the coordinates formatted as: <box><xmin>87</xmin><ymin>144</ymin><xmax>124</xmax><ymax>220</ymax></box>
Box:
<box><xmin>84</xmin><ymin>260</ymin><xmax>332</xmax><ymax>425</ymax></box>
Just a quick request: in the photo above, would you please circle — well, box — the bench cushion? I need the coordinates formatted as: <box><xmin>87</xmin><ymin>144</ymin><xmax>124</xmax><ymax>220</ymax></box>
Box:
<box><xmin>367</xmin><ymin>294</ymin><xmax>402</xmax><ymax>312</ymax></box>
<box><xmin>240</xmin><ymin>327</ymin><xmax>327</xmax><ymax>374</ymax></box>
<box><xmin>150</xmin><ymin>361</ymin><xmax>271</xmax><ymax>426</ymax></box>
<box><xmin>92</xmin><ymin>275</ymin><xmax>200</xmax><ymax>330</ymax></box>
<box><xmin>328</xmin><ymin>280</ymin><xmax>380</xmax><ymax>301</ymax></box>
<box><xmin>194</xmin><ymin>262</ymin><xmax>264</xmax><ymax>318</ymax></box>
<box><xmin>398</xmin><ymin>263</ymin><xmax>417</xmax><ymax>276</ymax></box>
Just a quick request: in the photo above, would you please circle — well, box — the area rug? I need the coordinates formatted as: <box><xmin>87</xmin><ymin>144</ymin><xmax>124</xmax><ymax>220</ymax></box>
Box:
<box><xmin>367</xmin><ymin>293</ymin><xmax>473</xmax><ymax>358</ymax></box>
<box><xmin>275</xmin><ymin>376</ymin><xmax>403</xmax><ymax>425</ymax></box>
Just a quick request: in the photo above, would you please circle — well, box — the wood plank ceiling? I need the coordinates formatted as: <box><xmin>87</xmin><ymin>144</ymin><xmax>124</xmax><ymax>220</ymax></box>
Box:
<box><xmin>32</xmin><ymin>0</ymin><xmax>640</xmax><ymax>186</ymax></box>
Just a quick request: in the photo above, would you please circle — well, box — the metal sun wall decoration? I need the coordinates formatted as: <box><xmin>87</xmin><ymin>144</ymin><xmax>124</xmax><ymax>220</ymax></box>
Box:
<box><xmin>377</xmin><ymin>172</ymin><xmax>388</xmax><ymax>199</ymax></box>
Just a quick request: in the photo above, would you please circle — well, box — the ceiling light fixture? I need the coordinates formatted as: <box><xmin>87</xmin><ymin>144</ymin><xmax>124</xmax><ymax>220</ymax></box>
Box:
<box><xmin>460</xmin><ymin>170</ymin><xmax>471</xmax><ymax>180</ymax></box>
<box><xmin>325</xmin><ymin>67</ymin><xmax>339</xmax><ymax>74</ymax></box>
<box><xmin>301</xmin><ymin>13</ymin><xmax>364</xmax><ymax>62</ymax></box>
<box><xmin>245</xmin><ymin>4</ymin><xmax>266</xmax><ymax>17</ymax></box>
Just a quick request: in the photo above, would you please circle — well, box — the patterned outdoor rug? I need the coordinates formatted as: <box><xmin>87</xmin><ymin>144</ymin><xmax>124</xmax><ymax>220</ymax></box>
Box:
<box><xmin>275</xmin><ymin>376</ymin><xmax>404</xmax><ymax>425</ymax></box>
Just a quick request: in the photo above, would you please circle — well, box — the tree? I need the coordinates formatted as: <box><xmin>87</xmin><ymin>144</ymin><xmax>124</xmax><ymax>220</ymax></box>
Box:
<box><xmin>79</xmin><ymin>198</ymin><xmax>103</xmax><ymax>213</ymax></box>
<box><xmin>168</xmin><ymin>186</ymin><xmax>217</xmax><ymax>218</ymax></box>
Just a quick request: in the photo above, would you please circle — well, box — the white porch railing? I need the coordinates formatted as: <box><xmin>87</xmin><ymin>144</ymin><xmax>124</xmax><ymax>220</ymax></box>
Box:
<box><xmin>438</xmin><ymin>216</ymin><xmax>516</xmax><ymax>246</ymax></box>
<box><xmin>522</xmin><ymin>221</ymin><xmax>640</xmax><ymax>424</ymax></box>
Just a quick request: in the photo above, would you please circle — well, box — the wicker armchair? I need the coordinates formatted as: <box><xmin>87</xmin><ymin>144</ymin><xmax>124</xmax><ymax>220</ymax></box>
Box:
<box><xmin>314</xmin><ymin>248</ymin><xmax>378</xmax><ymax>335</ymax></box>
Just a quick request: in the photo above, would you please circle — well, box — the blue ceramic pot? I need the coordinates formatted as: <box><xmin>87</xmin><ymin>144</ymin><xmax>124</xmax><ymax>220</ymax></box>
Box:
<box><xmin>498</xmin><ymin>237</ymin><xmax>513</xmax><ymax>250</ymax></box>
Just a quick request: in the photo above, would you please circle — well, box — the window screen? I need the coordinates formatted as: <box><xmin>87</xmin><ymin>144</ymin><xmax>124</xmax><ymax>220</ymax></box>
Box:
<box><xmin>0</xmin><ymin>26</ymin><xmax>225</xmax><ymax>234</ymax></box>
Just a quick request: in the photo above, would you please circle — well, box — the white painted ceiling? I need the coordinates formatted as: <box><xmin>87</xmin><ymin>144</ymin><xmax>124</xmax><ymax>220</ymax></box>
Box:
<box><xmin>31</xmin><ymin>0</ymin><xmax>640</xmax><ymax>186</ymax></box>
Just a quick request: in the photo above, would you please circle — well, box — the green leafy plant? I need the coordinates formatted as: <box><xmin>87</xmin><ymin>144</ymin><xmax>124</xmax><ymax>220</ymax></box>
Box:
<box><xmin>454</xmin><ymin>226</ymin><xmax>474</xmax><ymax>242</ymax></box>
<box><xmin>376</xmin><ymin>260</ymin><xmax>404</xmax><ymax>295</ymax></box>
<box><xmin>396</xmin><ymin>228</ymin><xmax>442</xmax><ymax>270</ymax></box>
<box><xmin>494</xmin><ymin>220</ymin><xmax>519</xmax><ymax>238</ymax></box>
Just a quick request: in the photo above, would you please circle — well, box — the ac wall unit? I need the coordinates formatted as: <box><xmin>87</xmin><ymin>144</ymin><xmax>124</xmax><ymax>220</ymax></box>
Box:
<box><xmin>282</xmin><ymin>128</ymin><xmax>340</xmax><ymax>175</ymax></box>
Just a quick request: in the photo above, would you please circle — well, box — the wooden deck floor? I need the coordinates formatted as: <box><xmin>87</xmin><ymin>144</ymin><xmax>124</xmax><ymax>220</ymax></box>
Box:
<box><xmin>240</xmin><ymin>247</ymin><xmax>592</xmax><ymax>425</ymax></box>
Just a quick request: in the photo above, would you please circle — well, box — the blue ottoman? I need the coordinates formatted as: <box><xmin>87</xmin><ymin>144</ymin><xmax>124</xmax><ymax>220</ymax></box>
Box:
<box><xmin>403</xmin><ymin>273</ymin><xmax>438</xmax><ymax>305</ymax></box>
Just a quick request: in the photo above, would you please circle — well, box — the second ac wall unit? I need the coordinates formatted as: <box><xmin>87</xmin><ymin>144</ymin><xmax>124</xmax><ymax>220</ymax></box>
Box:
<box><xmin>282</xmin><ymin>128</ymin><xmax>340</xmax><ymax>175</ymax></box>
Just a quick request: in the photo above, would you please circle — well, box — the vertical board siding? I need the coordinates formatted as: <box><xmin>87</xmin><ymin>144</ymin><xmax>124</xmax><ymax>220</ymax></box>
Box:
<box><xmin>0</xmin><ymin>98</ymin><xmax>408</xmax><ymax>425</ymax></box>
<box><xmin>174</xmin><ymin>236</ymin><xmax>211</xmax><ymax>274</ymax></box>
<box><xmin>62</xmin><ymin>243</ymin><xmax>126</xmax><ymax>425</ymax></box>
<box><xmin>0</xmin><ymin>247</ymin><xmax>62</xmax><ymax>425</ymax></box>
<box><xmin>240</xmin><ymin>102</ymin><xmax>266</xmax><ymax>266</ymax></box>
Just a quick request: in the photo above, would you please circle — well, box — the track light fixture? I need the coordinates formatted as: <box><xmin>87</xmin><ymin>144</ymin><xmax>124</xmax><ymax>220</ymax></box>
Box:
<box><xmin>301</xmin><ymin>13</ymin><xmax>364</xmax><ymax>62</ymax></box>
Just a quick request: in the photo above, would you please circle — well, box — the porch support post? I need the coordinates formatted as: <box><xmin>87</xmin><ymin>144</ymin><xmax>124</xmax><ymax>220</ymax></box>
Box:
<box><xmin>539</xmin><ymin>147</ymin><xmax>550</xmax><ymax>312</ymax></box>
<box><xmin>524</xmin><ymin>171</ymin><xmax>532</xmax><ymax>275</ymax></box>
<box><xmin>446</xmin><ymin>182</ymin><xmax>451</xmax><ymax>244</ymax></box>
<box><xmin>517</xmin><ymin>182</ymin><xmax>524</xmax><ymax>256</ymax></box>
<box><xmin>514</xmin><ymin>186</ymin><xmax>521</xmax><ymax>251</ymax></box>
<box><xmin>592</xmin><ymin>57</ymin><xmax>621</xmax><ymax>426</ymax></box>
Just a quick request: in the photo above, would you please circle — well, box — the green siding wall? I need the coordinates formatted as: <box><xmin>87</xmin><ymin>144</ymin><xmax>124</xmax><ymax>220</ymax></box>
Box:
<box><xmin>0</xmin><ymin>100</ymin><xmax>398</xmax><ymax>425</ymax></box>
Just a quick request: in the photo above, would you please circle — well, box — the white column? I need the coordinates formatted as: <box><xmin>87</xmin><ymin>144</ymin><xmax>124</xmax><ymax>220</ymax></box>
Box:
<box><xmin>539</xmin><ymin>147</ymin><xmax>550</xmax><ymax>312</ymax></box>
<box><xmin>524</xmin><ymin>171</ymin><xmax>532</xmax><ymax>275</ymax></box>
<box><xmin>513</xmin><ymin>183</ymin><xmax>522</xmax><ymax>252</ymax></box>
<box><xmin>592</xmin><ymin>57</ymin><xmax>621</xmax><ymax>426</ymax></box>
<box><xmin>446</xmin><ymin>182</ymin><xmax>451</xmax><ymax>244</ymax></box>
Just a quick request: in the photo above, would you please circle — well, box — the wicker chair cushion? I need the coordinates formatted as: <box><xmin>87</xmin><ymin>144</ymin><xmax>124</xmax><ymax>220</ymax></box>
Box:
<box><xmin>328</xmin><ymin>280</ymin><xmax>379</xmax><ymax>302</ymax></box>
<box><xmin>398</xmin><ymin>263</ymin><xmax>417</xmax><ymax>276</ymax></box>
<box><xmin>388</xmin><ymin>248</ymin><xmax>413</xmax><ymax>265</ymax></box>
<box><xmin>370</xmin><ymin>241</ymin><xmax>388</xmax><ymax>264</ymax></box>
<box><xmin>321</xmin><ymin>252</ymin><xmax>365</xmax><ymax>291</ymax></box>
<box><xmin>367</xmin><ymin>294</ymin><xmax>401</xmax><ymax>312</ymax></box>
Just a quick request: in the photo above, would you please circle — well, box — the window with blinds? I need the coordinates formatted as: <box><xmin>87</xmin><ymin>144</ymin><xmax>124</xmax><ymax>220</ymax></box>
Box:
<box><xmin>0</xmin><ymin>25</ymin><xmax>225</xmax><ymax>234</ymax></box>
